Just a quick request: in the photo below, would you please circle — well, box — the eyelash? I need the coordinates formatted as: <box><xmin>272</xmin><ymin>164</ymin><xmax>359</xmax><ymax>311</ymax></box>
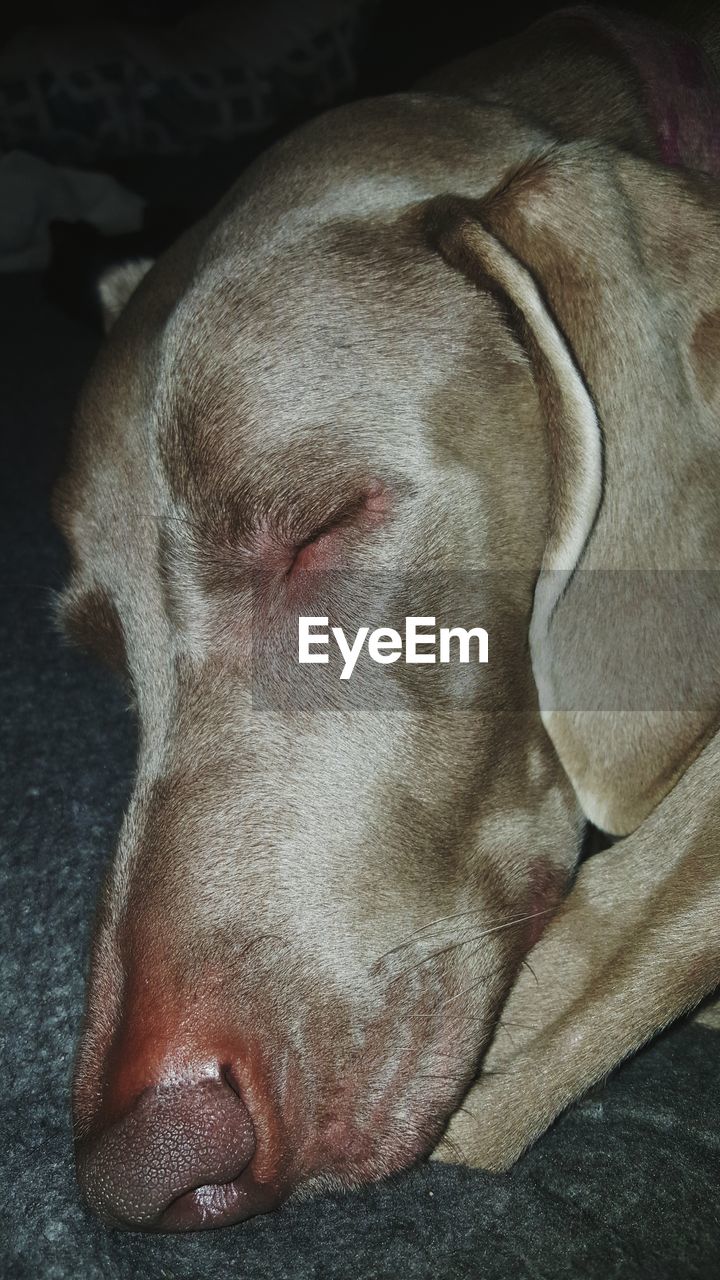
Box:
<box><xmin>286</xmin><ymin>522</ymin><xmax>345</xmax><ymax>576</ymax></box>
<box><xmin>286</xmin><ymin>483</ymin><xmax>390</xmax><ymax>578</ymax></box>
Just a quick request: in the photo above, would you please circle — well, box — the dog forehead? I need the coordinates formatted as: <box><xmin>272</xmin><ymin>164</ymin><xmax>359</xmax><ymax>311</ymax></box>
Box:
<box><xmin>151</xmin><ymin>239</ymin><xmax>395</xmax><ymax>495</ymax></box>
<box><xmin>169</xmin><ymin>218</ymin><xmax>447</xmax><ymax>379</ymax></box>
<box><xmin>155</xmin><ymin>218</ymin><xmax>524</xmax><ymax>497</ymax></box>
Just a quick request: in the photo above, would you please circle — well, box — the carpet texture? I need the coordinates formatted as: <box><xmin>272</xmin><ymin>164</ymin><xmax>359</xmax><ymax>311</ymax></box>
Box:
<box><xmin>1</xmin><ymin>273</ymin><xmax>719</xmax><ymax>1279</ymax></box>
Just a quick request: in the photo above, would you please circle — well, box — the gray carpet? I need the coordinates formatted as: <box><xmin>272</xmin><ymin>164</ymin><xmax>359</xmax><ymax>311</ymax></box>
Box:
<box><xmin>2</xmin><ymin>273</ymin><xmax>719</xmax><ymax>1279</ymax></box>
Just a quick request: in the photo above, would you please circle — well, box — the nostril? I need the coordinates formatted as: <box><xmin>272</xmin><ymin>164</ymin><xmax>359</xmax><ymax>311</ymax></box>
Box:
<box><xmin>76</xmin><ymin>1074</ymin><xmax>256</xmax><ymax>1230</ymax></box>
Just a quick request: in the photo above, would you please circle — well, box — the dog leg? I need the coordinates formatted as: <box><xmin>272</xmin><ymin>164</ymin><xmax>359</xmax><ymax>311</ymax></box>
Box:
<box><xmin>433</xmin><ymin>729</ymin><xmax>720</xmax><ymax>1170</ymax></box>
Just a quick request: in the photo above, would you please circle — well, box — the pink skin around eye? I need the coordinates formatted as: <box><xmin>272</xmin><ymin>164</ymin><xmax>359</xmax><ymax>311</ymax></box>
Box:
<box><xmin>288</xmin><ymin>481</ymin><xmax>390</xmax><ymax>578</ymax></box>
<box><xmin>292</xmin><ymin>527</ymin><xmax>343</xmax><ymax>574</ymax></box>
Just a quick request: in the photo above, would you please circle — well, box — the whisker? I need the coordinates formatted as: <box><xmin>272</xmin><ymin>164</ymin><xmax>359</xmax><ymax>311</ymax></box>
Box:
<box><xmin>436</xmin><ymin>1132</ymin><xmax>468</xmax><ymax>1164</ymax></box>
<box><xmin>480</xmin><ymin>1067</ymin><xmax>523</xmax><ymax>1078</ymax></box>
<box><xmin>415</xmin><ymin>1073</ymin><xmax>469</xmax><ymax>1084</ymax></box>
<box><xmin>385</xmin><ymin>959</ymin><xmax>512</xmax><ymax>1023</ymax></box>
<box><xmin>374</xmin><ymin>906</ymin><xmax>501</xmax><ymax>966</ymax></box>
<box><xmin>496</xmin><ymin>1019</ymin><xmax>518</xmax><ymax>1048</ymax></box>
<box><xmin>457</xmin><ymin>1105</ymin><xmax>478</xmax><ymax>1124</ymax></box>
<box><xmin>392</xmin><ymin>909</ymin><xmax>555</xmax><ymax>977</ymax></box>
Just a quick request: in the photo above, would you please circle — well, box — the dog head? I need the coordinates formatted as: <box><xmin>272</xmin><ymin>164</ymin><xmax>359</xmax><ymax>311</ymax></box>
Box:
<box><xmin>54</xmin><ymin>100</ymin><xmax>717</xmax><ymax>1228</ymax></box>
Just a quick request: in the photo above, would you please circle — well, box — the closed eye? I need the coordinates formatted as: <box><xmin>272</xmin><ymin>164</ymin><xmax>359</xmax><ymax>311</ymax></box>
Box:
<box><xmin>288</xmin><ymin>521</ymin><xmax>346</xmax><ymax>575</ymax></box>
<box><xmin>287</xmin><ymin>482</ymin><xmax>390</xmax><ymax>578</ymax></box>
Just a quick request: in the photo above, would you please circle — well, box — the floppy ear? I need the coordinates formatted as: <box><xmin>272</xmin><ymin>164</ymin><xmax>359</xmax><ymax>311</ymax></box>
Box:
<box><xmin>425</xmin><ymin>143</ymin><xmax>720</xmax><ymax>835</ymax></box>
<box><xmin>97</xmin><ymin>257</ymin><xmax>154</xmax><ymax>333</ymax></box>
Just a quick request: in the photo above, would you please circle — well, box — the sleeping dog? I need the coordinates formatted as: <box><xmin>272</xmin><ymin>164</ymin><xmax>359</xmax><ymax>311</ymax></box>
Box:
<box><xmin>54</xmin><ymin>5</ymin><xmax>720</xmax><ymax>1230</ymax></box>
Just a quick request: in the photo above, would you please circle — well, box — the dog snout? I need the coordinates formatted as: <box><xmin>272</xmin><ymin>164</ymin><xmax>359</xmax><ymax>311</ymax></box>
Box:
<box><xmin>74</xmin><ymin>1069</ymin><xmax>275</xmax><ymax>1230</ymax></box>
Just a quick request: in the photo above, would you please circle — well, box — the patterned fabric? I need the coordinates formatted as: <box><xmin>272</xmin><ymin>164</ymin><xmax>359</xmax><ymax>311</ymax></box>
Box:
<box><xmin>560</xmin><ymin>6</ymin><xmax>720</xmax><ymax>178</ymax></box>
<box><xmin>0</xmin><ymin>1</ymin><xmax>377</xmax><ymax>162</ymax></box>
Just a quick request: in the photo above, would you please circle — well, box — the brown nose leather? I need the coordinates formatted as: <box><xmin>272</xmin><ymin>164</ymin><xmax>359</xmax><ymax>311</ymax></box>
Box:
<box><xmin>75</xmin><ymin>1075</ymin><xmax>256</xmax><ymax>1229</ymax></box>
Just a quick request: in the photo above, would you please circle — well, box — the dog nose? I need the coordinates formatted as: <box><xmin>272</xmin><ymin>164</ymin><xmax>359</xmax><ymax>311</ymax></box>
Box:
<box><xmin>75</xmin><ymin>1074</ymin><xmax>258</xmax><ymax>1230</ymax></box>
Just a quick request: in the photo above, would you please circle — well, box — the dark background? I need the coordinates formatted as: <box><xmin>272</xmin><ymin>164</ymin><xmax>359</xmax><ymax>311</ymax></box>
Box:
<box><xmin>1</xmin><ymin>2</ymin><xmax>719</xmax><ymax>1277</ymax></box>
<box><xmin>1</xmin><ymin>0</ymin><xmax>706</xmax><ymax>322</ymax></box>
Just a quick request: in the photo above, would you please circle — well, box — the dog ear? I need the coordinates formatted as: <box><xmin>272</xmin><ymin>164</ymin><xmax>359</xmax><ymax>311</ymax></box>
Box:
<box><xmin>97</xmin><ymin>257</ymin><xmax>154</xmax><ymax>333</ymax></box>
<box><xmin>426</xmin><ymin>144</ymin><xmax>720</xmax><ymax>834</ymax></box>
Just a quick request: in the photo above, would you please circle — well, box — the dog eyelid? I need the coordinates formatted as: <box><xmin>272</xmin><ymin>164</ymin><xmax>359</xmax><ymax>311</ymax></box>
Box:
<box><xmin>285</xmin><ymin>482</ymin><xmax>390</xmax><ymax>577</ymax></box>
